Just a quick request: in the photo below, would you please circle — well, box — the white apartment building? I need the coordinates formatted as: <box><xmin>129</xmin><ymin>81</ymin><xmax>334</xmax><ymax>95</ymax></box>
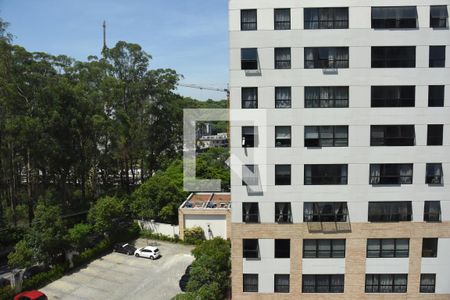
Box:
<box><xmin>228</xmin><ymin>1</ymin><xmax>450</xmax><ymax>298</ymax></box>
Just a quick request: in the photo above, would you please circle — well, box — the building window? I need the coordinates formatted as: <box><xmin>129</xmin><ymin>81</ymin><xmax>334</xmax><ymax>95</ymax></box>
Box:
<box><xmin>369</xmin><ymin>164</ymin><xmax>413</xmax><ymax>185</ymax></box>
<box><xmin>365</xmin><ymin>274</ymin><xmax>408</xmax><ymax>293</ymax></box>
<box><xmin>430</xmin><ymin>5</ymin><xmax>448</xmax><ymax>28</ymax></box>
<box><xmin>242</xmin><ymin>126</ymin><xmax>256</xmax><ymax>147</ymax></box>
<box><xmin>426</xmin><ymin>163</ymin><xmax>443</xmax><ymax>185</ymax></box>
<box><xmin>304</xmin><ymin>8</ymin><xmax>349</xmax><ymax>29</ymax></box>
<box><xmin>275</xmin><ymin>202</ymin><xmax>292</xmax><ymax>223</ymax></box>
<box><xmin>305</xmin><ymin>47</ymin><xmax>349</xmax><ymax>69</ymax></box>
<box><xmin>275</xmin><ymin>164</ymin><xmax>291</xmax><ymax>185</ymax></box>
<box><xmin>302</xmin><ymin>275</ymin><xmax>345</xmax><ymax>293</ymax></box>
<box><xmin>275</xmin><ymin>87</ymin><xmax>291</xmax><ymax>108</ymax></box>
<box><xmin>304</xmin><ymin>164</ymin><xmax>348</xmax><ymax>185</ymax></box>
<box><xmin>429</xmin><ymin>46</ymin><xmax>446</xmax><ymax>68</ymax></box>
<box><xmin>372</xmin><ymin>46</ymin><xmax>416</xmax><ymax>68</ymax></box>
<box><xmin>241</xmin><ymin>48</ymin><xmax>258</xmax><ymax>70</ymax></box>
<box><xmin>242</xmin><ymin>203</ymin><xmax>259</xmax><ymax>223</ymax></box>
<box><xmin>241</xmin><ymin>87</ymin><xmax>258</xmax><ymax>108</ymax></box>
<box><xmin>303</xmin><ymin>239</ymin><xmax>346</xmax><ymax>258</ymax></box>
<box><xmin>368</xmin><ymin>201</ymin><xmax>412</xmax><ymax>222</ymax></box>
<box><xmin>243</xmin><ymin>274</ymin><xmax>258</xmax><ymax>292</ymax></box>
<box><xmin>305</xmin><ymin>126</ymin><xmax>348</xmax><ymax>147</ymax></box>
<box><xmin>243</xmin><ymin>239</ymin><xmax>259</xmax><ymax>258</ymax></box>
<box><xmin>428</xmin><ymin>85</ymin><xmax>444</xmax><ymax>107</ymax></box>
<box><xmin>305</xmin><ymin>86</ymin><xmax>349</xmax><ymax>108</ymax></box>
<box><xmin>275</xmin><ymin>239</ymin><xmax>290</xmax><ymax>258</ymax></box>
<box><xmin>274</xmin><ymin>8</ymin><xmax>291</xmax><ymax>30</ymax></box>
<box><xmin>304</xmin><ymin>202</ymin><xmax>348</xmax><ymax>222</ymax></box>
<box><xmin>367</xmin><ymin>239</ymin><xmax>409</xmax><ymax>258</ymax></box>
<box><xmin>275</xmin><ymin>126</ymin><xmax>291</xmax><ymax>147</ymax></box>
<box><xmin>422</xmin><ymin>238</ymin><xmax>438</xmax><ymax>257</ymax></box>
<box><xmin>424</xmin><ymin>201</ymin><xmax>441</xmax><ymax>222</ymax></box>
<box><xmin>427</xmin><ymin>125</ymin><xmax>443</xmax><ymax>146</ymax></box>
<box><xmin>242</xmin><ymin>165</ymin><xmax>258</xmax><ymax>186</ymax></box>
<box><xmin>371</xmin><ymin>86</ymin><xmax>415</xmax><ymax>107</ymax></box>
<box><xmin>241</xmin><ymin>9</ymin><xmax>257</xmax><ymax>31</ymax></box>
<box><xmin>274</xmin><ymin>274</ymin><xmax>290</xmax><ymax>293</ymax></box>
<box><xmin>275</xmin><ymin>48</ymin><xmax>291</xmax><ymax>69</ymax></box>
<box><xmin>420</xmin><ymin>274</ymin><xmax>436</xmax><ymax>293</ymax></box>
<box><xmin>371</xmin><ymin>6</ymin><xmax>418</xmax><ymax>29</ymax></box>
<box><xmin>370</xmin><ymin>125</ymin><xmax>415</xmax><ymax>146</ymax></box>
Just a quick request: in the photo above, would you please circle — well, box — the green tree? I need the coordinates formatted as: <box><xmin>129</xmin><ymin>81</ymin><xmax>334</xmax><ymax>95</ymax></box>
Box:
<box><xmin>66</xmin><ymin>223</ymin><xmax>92</xmax><ymax>251</ymax></box>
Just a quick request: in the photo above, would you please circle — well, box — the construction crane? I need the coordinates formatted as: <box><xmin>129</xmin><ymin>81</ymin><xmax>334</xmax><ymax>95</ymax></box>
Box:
<box><xmin>178</xmin><ymin>83</ymin><xmax>230</xmax><ymax>102</ymax></box>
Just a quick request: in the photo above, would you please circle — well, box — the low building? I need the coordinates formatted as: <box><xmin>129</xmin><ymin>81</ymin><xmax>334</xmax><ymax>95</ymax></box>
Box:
<box><xmin>197</xmin><ymin>132</ymin><xmax>228</xmax><ymax>150</ymax></box>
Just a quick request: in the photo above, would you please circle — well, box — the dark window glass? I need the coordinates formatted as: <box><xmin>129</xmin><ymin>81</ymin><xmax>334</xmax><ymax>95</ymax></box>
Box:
<box><xmin>424</xmin><ymin>201</ymin><xmax>441</xmax><ymax>222</ymax></box>
<box><xmin>275</xmin><ymin>87</ymin><xmax>291</xmax><ymax>108</ymax></box>
<box><xmin>369</xmin><ymin>164</ymin><xmax>413</xmax><ymax>184</ymax></box>
<box><xmin>368</xmin><ymin>201</ymin><xmax>412</xmax><ymax>222</ymax></box>
<box><xmin>275</xmin><ymin>202</ymin><xmax>292</xmax><ymax>223</ymax></box>
<box><xmin>242</xmin><ymin>203</ymin><xmax>259</xmax><ymax>223</ymax></box>
<box><xmin>243</xmin><ymin>239</ymin><xmax>259</xmax><ymax>258</ymax></box>
<box><xmin>275</xmin><ymin>126</ymin><xmax>291</xmax><ymax>147</ymax></box>
<box><xmin>241</xmin><ymin>87</ymin><xmax>258</xmax><ymax>108</ymax></box>
<box><xmin>274</xmin><ymin>274</ymin><xmax>290</xmax><ymax>293</ymax></box>
<box><xmin>241</xmin><ymin>9</ymin><xmax>257</xmax><ymax>31</ymax></box>
<box><xmin>420</xmin><ymin>274</ymin><xmax>436</xmax><ymax>293</ymax></box>
<box><xmin>275</xmin><ymin>165</ymin><xmax>291</xmax><ymax>185</ymax></box>
<box><xmin>275</xmin><ymin>48</ymin><xmax>291</xmax><ymax>69</ymax></box>
<box><xmin>242</xmin><ymin>126</ymin><xmax>256</xmax><ymax>147</ymax></box>
<box><xmin>243</xmin><ymin>274</ymin><xmax>258</xmax><ymax>292</ymax></box>
<box><xmin>370</xmin><ymin>125</ymin><xmax>415</xmax><ymax>146</ymax></box>
<box><xmin>305</xmin><ymin>86</ymin><xmax>349</xmax><ymax>108</ymax></box>
<box><xmin>371</xmin><ymin>6</ymin><xmax>417</xmax><ymax>29</ymax></box>
<box><xmin>304</xmin><ymin>8</ymin><xmax>349</xmax><ymax>29</ymax></box>
<box><xmin>371</xmin><ymin>86</ymin><xmax>415</xmax><ymax>107</ymax></box>
<box><xmin>275</xmin><ymin>239</ymin><xmax>290</xmax><ymax>258</ymax></box>
<box><xmin>366</xmin><ymin>239</ymin><xmax>409</xmax><ymax>258</ymax></box>
<box><xmin>365</xmin><ymin>274</ymin><xmax>408</xmax><ymax>293</ymax></box>
<box><xmin>303</xmin><ymin>239</ymin><xmax>346</xmax><ymax>258</ymax></box>
<box><xmin>274</xmin><ymin>9</ymin><xmax>291</xmax><ymax>30</ymax></box>
<box><xmin>429</xmin><ymin>46</ymin><xmax>446</xmax><ymax>67</ymax></box>
<box><xmin>427</xmin><ymin>125</ymin><xmax>443</xmax><ymax>146</ymax></box>
<box><xmin>242</xmin><ymin>164</ymin><xmax>258</xmax><ymax>186</ymax></box>
<box><xmin>303</xmin><ymin>202</ymin><xmax>348</xmax><ymax>222</ymax></box>
<box><xmin>241</xmin><ymin>48</ymin><xmax>258</xmax><ymax>70</ymax></box>
<box><xmin>428</xmin><ymin>85</ymin><xmax>444</xmax><ymax>107</ymax></box>
<box><xmin>372</xmin><ymin>46</ymin><xmax>416</xmax><ymax>68</ymax></box>
<box><xmin>304</xmin><ymin>164</ymin><xmax>348</xmax><ymax>185</ymax></box>
<box><xmin>430</xmin><ymin>5</ymin><xmax>448</xmax><ymax>28</ymax></box>
<box><xmin>426</xmin><ymin>163</ymin><xmax>443</xmax><ymax>184</ymax></box>
<box><xmin>305</xmin><ymin>126</ymin><xmax>348</xmax><ymax>147</ymax></box>
<box><xmin>302</xmin><ymin>275</ymin><xmax>345</xmax><ymax>293</ymax></box>
<box><xmin>422</xmin><ymin>238</ymin><xmax>438</xmax><ymax>257</ymax></box>
<box><xmin>305</xmin><ymin>47</ymin><xmax>349</xmax><ymax>69</ymax></box>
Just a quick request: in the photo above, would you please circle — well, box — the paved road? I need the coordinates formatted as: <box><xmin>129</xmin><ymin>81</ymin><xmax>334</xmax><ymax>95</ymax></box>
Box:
<box><xmin>41</xmin><ymin>239</ymin><xmax>194</xmax><ymax>300</ymax></box>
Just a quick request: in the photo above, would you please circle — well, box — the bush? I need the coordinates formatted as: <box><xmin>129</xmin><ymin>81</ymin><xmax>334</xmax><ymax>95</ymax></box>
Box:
<box><xmin>72</xmin><ymin>239</ymin><xmax>111</xmax><ymax>267</ymax></box>
<box><xmin>22</xmin><ymin>264</ymin><xmax>67</xmax><ymax>291</ymax></box>
<box><xmin>0</xmin><ymin>286</ymin><xmax>15</xmax><ymax>300</ymax></box>
<box><xmin>184</xmin><ymin>227</ymin><xmax>205</xmax><ymax>245</ymax></box>
<box><xmin>140</xmin><ymin>230</ymin><xmax>188</xmax><ymax>244</ymax></box>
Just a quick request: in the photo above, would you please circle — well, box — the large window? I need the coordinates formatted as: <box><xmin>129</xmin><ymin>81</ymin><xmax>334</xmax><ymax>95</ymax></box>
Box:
<box><xmin>304</xmin><ymin>8</ymin><xmax>348</xmax><ymax>29</ymax></box>
<box><xmin>275</xmin><ymin>126</ymin><xmax>291</xmax><ymax>147</ymax></box>
<box><xmin>371</xmin><ymin>6</ymin><xmax>417</xmax><ymax>29</ymax></box>
<box><xmin>304</xmin><ymin>202</ymin><xmax>348</xmax><ymax>222</ymax></box>
<box><xmin>274</xmin><ymin>274</ymin><xmax>290</xmax><ymax>293</ymax></box>
<box><xmin>275</xmin><ymin>164</ymin><xmax>291</xmax><ymax>185</ymax></box>
<box><xmin>368</xmin><ymin>201</ymin><xmax>412</xmax><ymax>222</ymax></box>
<box><xmin>241</xmin><ymin>87</ymin><xmax>258</xmax><ymax>108</ymax></box>
<box><xmin>241</xmin><ymin>9</ymin><xmax>257</xmax><ymax>31</ymax></box>
<box><xmin>420</xmin><ymin>274</ymin><xmax>436</xmax><ymax>293</ymax></box>
<box><xmin>370</xmin><ymin>125</ymin><xmax>415</xmax><ymax>146</ymax></box>
<box><xmin>369</xmin><ymin>164</ymin><xmax>413</xmax><ymax>184</ymax></box>
<box><xmin>428</xmin><ymin>85</ymin><xmax>444</xmax><ymax>107</ymax></box>
<box><xmin>424</xmin><ymin>201</ymin><xmax>441</xmax><ymax>222</ymax></box>
<box><xmin>241</xmin><ymin>48</ymin><xmax>258</xmax><ymax>70</ymax></box>
<box><xmin>274</xmin><ymin>9</ymin><xmax>291</xmax><ymax>30</ymax></box>
<box><xmin>365</xmin><ymin>274</ymin><xmax>408</xmax><ymax>293</ymax></box>
<box><xmin>422</xmin><ymin>238</ymin><xmax>438</xmax><ymax>257</ymax></box>
<box><xmin>305</xmin><ymin>86</ymin><xmax>349</xmax><ymax>108</ymax></box>
<box><xmin>275</xmin><ymin>202</ymin><xmax>292</xmax><ymax>223</ymax></box>
<box><xmin>304</xmin><ymin>164</ymin><xmax>348</xmax><ymax>185</ymax></box>
<box><xmin>371</xmin><ymin>86</ymin><xmax>415</xmax><ymax>107</ymax></box>
<box><xmin>243</xmin><ymin>239</ymin><xmax>259</xmax><ymax>258</ymax></box>
<box><xmin>427</xmin><ymin>125</ymin><xmax>443</xmax><ymax>146</ymax></box>
<box><xmin>242</xmin><ymin>203</ymin><xmax>259</xmax><ymax>223</ymax></box>
<box><xmin>275</xmin><ymin>48</ymin><xmax>291</xmax><ymax>69</ymax></box>
<box><xmin>367</xmin><ymin>239</ymin><xmax>409</xmax><ymax>258</ymax></box>
<box><xmin>372</xmin><ymin>46</ymin><xmax>416</xmax><ymax>68</ymax></box>
<box><xmin>430</xmin><ymin>5</ymin><xmax>448</xmax><ymax>28</ymax></box>
<box><xmin>275</xmin><ymin>87</ymin><xmax>291</xmax><ymax>108</ymax></box>
<box><xmin>302</xmin><ymin>275</ymin><xmax>345</xmax><ymax>293</ymax></box>
<box><xmin>305</xmin><ymin>126</ymin><xmax>348</xmax><ymax>147</ymax></box>
<box><xmin>303</xmin><ymin>239</ymin><xmax>346</xmax><ymax>258</ymax></box>
<box><xmin>243</xmin><ymin>274</ymin><xmax>258</xmax><ymax>292</ymax></box>
<box><xmin>305</xmin><ymin>47</ymin><xmax>349</xmax><ymax>69</ymax></box>
<box><xmin>275</xmin><ymin>239</ymin><xmax>290</xmax><ymax>258</ymax></box>
<box><xmin>242</xmin><ymin>126</ymin><xmax>256</xmax><ymax>147</ymax></box>
<box><xmin>430</xmin><ymin>46</ymin><xmax>446</xmax><ymax>68</ymax></box>
<box><xmin>242</xmin><ymin>164</ymin><xmax>258</xmax><ymax>186</ymax></box>
<box><xmin>426</xmin><ymin>163</ymin><xmax>443</xmax><ymax>185</ymax></box>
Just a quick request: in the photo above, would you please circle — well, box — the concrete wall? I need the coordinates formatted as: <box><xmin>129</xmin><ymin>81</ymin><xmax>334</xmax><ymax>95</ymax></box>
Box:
<box><xmin>184</xmin><ymin>214</ymin><xmax>227</xmax><ymax>239</ymax></box>
<box><xmin>137</xmin><ymin>220</ymin><xmax>179</xmax><ymax>238</ymax></box>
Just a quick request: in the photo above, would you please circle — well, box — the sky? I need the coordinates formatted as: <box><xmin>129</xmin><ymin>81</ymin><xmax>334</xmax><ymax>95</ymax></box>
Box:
<box><xmin>0</xmin><ymin>0</ymin><xmax>228</xmax><ymax>100</ymax></box>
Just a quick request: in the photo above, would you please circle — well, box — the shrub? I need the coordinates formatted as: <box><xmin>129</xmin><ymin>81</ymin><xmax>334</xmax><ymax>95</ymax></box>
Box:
<box><xmin>22</xmin><ymin>264</ymin><xmax>67</xmax><ymax>291</ymax></box>
<box><xmin>72</xmin><ymin>239</ymin><xmax>110</xmax><ymax>267</ymax></box>
<box><xmin>184</xmin><ymin>227</ymin><xmax>205</xmax><ymax>245</ymax></box>
<box><xmin>0</xmin><ymin>286</ymin><xmax>15</xmax><ymax>300</ymax></box>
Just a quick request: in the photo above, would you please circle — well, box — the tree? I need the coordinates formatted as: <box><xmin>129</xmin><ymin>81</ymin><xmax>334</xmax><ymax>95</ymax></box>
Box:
<box><xmin>7</xmin><ymin>239</ymin><xmax>34</xmax><ymax>269</ymax></box>
<box><xmin>66</xmin><ymin>223</ymin><xmax>92</xmax><ymax>251</ymax></box>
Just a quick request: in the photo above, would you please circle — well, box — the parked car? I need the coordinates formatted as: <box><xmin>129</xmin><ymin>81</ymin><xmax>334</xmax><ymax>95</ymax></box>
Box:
<box><xmin>22</xmin><ymin>265</ymin><xmax>47</xmax><ymax>281</ymax></box>
<box><xmin>14</xmin><ymin>290</ymin><xmax>47</xmax><ymax>300</ymax></box>
<box><xmin>134</xmin><ymin>246</ymin><xmax>160</xmax><ymax>260</ymax></box>
<box><xmin>179</xmin><ymin>273</ymin><xmax>189</xmax><ymax>291</ymax></box>
<box><xmin>113</xmin><ymin>243</ymin><xmax>136</xmax><ymax>255</ymax></box>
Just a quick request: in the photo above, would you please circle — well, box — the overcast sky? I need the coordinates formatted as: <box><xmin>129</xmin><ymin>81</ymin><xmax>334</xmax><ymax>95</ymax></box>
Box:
<box><xmin>0</xmin><ymin>0</ymin><xmax>228</xmax><ymax>100</ymax></box>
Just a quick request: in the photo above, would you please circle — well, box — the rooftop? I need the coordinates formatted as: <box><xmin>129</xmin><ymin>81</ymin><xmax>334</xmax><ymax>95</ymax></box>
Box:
<box><xmin>181</xmin><ymin>192</ymin><xmax>231</xmax><ymax>209</ymax></box>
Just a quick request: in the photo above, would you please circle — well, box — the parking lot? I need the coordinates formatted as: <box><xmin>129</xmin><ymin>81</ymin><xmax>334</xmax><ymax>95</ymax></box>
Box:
<box><xmin>41</xmin><ymin>239</ymin><xmax>194</xmax><ymax>300</ymax></box>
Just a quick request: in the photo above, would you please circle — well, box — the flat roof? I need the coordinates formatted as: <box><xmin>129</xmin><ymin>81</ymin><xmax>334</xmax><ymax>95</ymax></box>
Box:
<box><xmin>181</xmin><ymin>192</ymin><xmax>231</xmax><ymax>209</ymax></box>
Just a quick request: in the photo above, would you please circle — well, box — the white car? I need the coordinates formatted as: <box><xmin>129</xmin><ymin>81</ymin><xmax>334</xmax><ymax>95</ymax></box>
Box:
<box><xmin>134</xmin><ymin>246</ymin><xmax>161</xmax><ymax>260</ymax></box>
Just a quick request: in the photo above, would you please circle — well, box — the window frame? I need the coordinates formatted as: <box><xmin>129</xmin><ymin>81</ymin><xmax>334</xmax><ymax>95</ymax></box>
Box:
<box><xmin>371</xmin><ymin>86</ymin><xmax>415</xmax><ymax>107</ymax></box>
<box><xmin>365</xmin><ymin>274</ymin><xmax>408</xmax><ymax>293</ymax></box>
<box><xmin>241</xmin><ymin>87</ymin><xmax>258</xmax><ymax>109</ymax></box>
<box><xmin>274</xmin><ymin>274</ymin><xmax>290</xmax><ymax>293</ymax></box>
<box><xmin>302</xmin><ymin>274</ymin><xmax>345</xmax><ymax>293</ymax></box>
<box><xmin>304</xmin><ymin>126</ymin><xmax>349</xmax><ymax>147</ymax></box>
<box><xmin>429</xmin><ymin>46</ymin><xmax>446</xmax><ymax>68</ymax></box>
<box><xmin>275</xmin><ymin>164</ymin><xmax>291</xmax><ymax>185</ymax></box>
<box><xmin>303</xmin><ymin>202</ymin><xmax>349</xmax><ymax>222</ymax></box>
<box><xmin>424</xmin><ymin>201</ymin><xmax>441</xmax><ymax>222</ymax></box>
<box><xmin>243</xmin><ymin>274</ymin><xmax>259</xmax><ymax>292</ymax></box>
<box><xmin>303</xmin><ymin>239</ymin><xmax>346</xmax><ymax>258</ymax></box>
<box><xmin>304</xmin><ymin>7</ymin><xmax>349</xmax><ymax>29</ymax></box>
<box><xmin>304</xmin><ymin>86</ymin><xmax>349</xmax><ymax>108</ymax></box>
<box><xmin>275</xmin><ymin>86</ymin><xmax>292</xmax><ymax>108</ymax></box>
<box><xmin>275</xmin><ymin>239</ymin><xmax>290</xmax><ymax>258</ymax></box>
<box><xmin>425</xmin><ymin>163</ymin><xmax>443</xmax><ymax>185</ymax></box>
<box><xmin>428</xmin><ymin>85</ymin><xmax>444</xmax><ymax>107</ymax></box>
<box><xmin>430</xmin><ymin>5</ymin><xmax>448</xmax><ymax>28</ymax></box>
<box><xmin>241</xmin><ymin>9</ymin><xmax>257</xmax><ymax>31</ymax></box>
<box><xmin>368</xmin><ymin>201</ymin><xmax>413</xmax><ymax>222</ymax></box>
<box><xmin>369</xmin><ymin>163</ymin><xmax>413</xmax><ymax>185</ymax></box>
<box><xmin>422</xmin><ymin>238</ymin><xmax>438</xmax><ymax>258</ymax></box>
<box><xmin>275</xmin><ymin>202</ymin><xmax>293</xmax><ymax>224</ymax></box>
<box><xmin>427</xmin><ymin>124</ymin><xmax>443</xmax><ymax>146</ymax></box>
<box><xmin>242</xmin><ymin>202</ymin><xmax>260</xmax><ymax>223</ymax></box>
<box><xmin>371</xmin><ymin>46</ymin><xmax>416</xmax><ymax>68</ymax></box>
<box><xmin>420</xmin><ymin>274</ymin><xmax>436</xmax><ymax>293</ymax></box>
<box><xmin>275</xmin><ymin>126</ymin><xmax>292</xmax><ymax>147</ymax></box>
<box><xmin>274</xmin><ymin>8</ymin><xmax>291</xmax><ymax>30</ymax></box>
<box><xmin>241</xmin><ymin>48</ymin><xmax>258</xmax><ymax>70</ymax></box>
<box><xmin>371</xmin><ymin>6</ymin><xmax>418</xmax><ymax>29</ymax></box>
<box><xmin>304</xmin><ymin>47</ymin><xmax>349</xmax><ymax>69</ymax></box>
<box><xmin>274</xmin><ymin>47</ymin><xmax>291</xmax><ymax>69</ymax></box>
<box><xmin>304</xmin><ymin>164</ymin><xmax>348</xmax><ymax>185</ymax></box>
<box><xmin>370</xmin><ymin>125</ymin><xmax>415</xmax><ymax>146</ymax></box>
<box><xmin>241</xmin><ymin>126</ymin><xmax>256</xmax><ymax>148</ymax></box>
<box><xmin>366</xmin><ymin>239</ymin><xmax>410</xmax><ymax>258</ymax></box>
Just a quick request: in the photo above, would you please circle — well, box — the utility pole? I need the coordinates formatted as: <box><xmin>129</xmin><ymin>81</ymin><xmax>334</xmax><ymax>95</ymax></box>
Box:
<box><xmin>102</xmin><ymin>20</ymin><xmax>107</xmax><ymax>54</ymax></box>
